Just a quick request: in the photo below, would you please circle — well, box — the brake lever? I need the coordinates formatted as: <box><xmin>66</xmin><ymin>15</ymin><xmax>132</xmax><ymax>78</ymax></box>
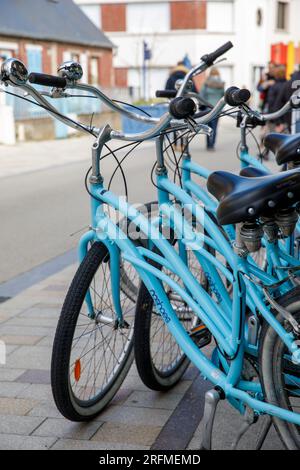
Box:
<box><xmin>213</xmin><ymin>57</ymin><xmax>227</xmax><ymax>66</ymax></box>
<box><xmin>187</xmin><ymin>121</ymin><xmax>212</xmax><ymax>137</ymax></box>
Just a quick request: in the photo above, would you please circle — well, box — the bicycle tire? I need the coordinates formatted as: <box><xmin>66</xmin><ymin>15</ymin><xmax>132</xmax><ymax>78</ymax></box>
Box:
<box><xmin>259</xmin><ymin>285</ymin><xmax>300</xmax><ymax>449</ymax></box>
<box><xmin>51</xmin><ymin>242</ymin><xmax>134</xmax><ymax>421</ymax></box>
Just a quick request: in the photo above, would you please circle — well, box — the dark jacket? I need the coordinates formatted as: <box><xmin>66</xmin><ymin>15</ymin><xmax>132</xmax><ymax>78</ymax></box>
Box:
<box><xmin>165</xmin><ymin>65</ymin><xmax>197</xmax><ymax>92</ymax></box>
<box><xmin>267</xmin><ymin>78</ymin><xmax>287</xmax><ymax>115</ymax></box>
<box><xmin>257</xmin><ymin>73</ymin><xmax>275</xmax><ymax>110</ymax></box>
<box><xmin>274</xmin><ymin>71</ymin><xmax>300</xmax><ymax>128</ymax></box>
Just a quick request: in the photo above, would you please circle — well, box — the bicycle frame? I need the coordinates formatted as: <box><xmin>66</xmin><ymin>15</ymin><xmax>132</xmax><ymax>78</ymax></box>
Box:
<box><xmin>5</xmin><ymin>52</ymin><xmax>300</xmax><ymax>438</ymax></box>
<box><xmin>77</xmin><ymin>132</ymin><xmax>300</xmax><ymax>427</ymax></box>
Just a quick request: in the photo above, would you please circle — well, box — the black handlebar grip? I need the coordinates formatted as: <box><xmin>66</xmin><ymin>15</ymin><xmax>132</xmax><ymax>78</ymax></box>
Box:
<box><xmin>156</xmin><ymin>90</ymin><xmax>177</xmax><ymax>98</ymax></box>
<box><xmin>169</xmin><ymin>97</ymin><xmax>196</xmax><ymax>119</ymax></box>
<box><xmin>201</xmin><ymin>41</ymin><xmax>233</xmax><ymax>66</ymax></box>
<box><xmin>29</xmin><ymin>72</ymin><xmax>67</xmax><ymax>89</ymax></box>
<box><xmin>224</xmin><ymin>86</ymin><xmax>251</xmax><ymax>106</ymax></box>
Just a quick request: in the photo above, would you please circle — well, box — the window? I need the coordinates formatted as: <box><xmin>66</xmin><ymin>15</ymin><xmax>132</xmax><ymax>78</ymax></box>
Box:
<box><xmin>71</xmin><ymin>53</ymin><xmax>80</xmax><ymax>63</ymax></box>
<box><xmin>277</xmin><ymin>1</ymin><xmax>289</xmax><ymax>31</ymax></box>
<box><xmin>80</xmin><ymin>4</ymin><xmax>101</xmax><ymax>29</ymax></box>
<box><xmin>207</xmin><ymin>1</ymin><xmax>234</xmax><ymax>33</ymax></box>
<box><xmin>90</xmin><ymin>57</ymin><xmax>99</xmax><ymax>85</ymax></box>
<box><xmin>127</xmin><ymin>2</ymin><xmax>169</xmax><ymax>34</ymax></box>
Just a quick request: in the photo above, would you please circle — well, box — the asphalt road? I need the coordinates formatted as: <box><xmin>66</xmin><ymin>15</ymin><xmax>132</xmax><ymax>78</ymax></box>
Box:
<box><xmin>0</xmin><ymin>122</ymin><xmax>274</xmax><ymax>285</ymax></box>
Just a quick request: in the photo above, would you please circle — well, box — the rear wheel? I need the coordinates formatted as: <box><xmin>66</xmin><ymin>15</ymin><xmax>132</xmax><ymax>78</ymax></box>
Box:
<box><xmin>259</xmin><ymin>286</ymin><xmax>300</xmax><ymax>449</ymax></box>
<box><xmin>134</xmin><ymin>247</ymin><xmax>210</xmax><ymax>391</ymax></box>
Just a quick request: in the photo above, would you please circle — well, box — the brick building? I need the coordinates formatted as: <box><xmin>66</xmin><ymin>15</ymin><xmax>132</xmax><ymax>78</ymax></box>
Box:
<box><xmin>0</xmin><ymin>0</ymin><xmax>118</xmax><ymax>142</ymax></box>
<box><xmin>0</xmin><ymin>0</ymin><xmax>114</xmax><ymax>87</ymax></box>
<box><xmin>75</xmin><ymin>0</ymin><xmax>300</xmax><ymax>99</ymax></box>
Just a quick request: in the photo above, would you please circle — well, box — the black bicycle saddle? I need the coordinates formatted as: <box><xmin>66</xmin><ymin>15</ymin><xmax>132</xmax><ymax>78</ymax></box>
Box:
<box><xmin>207</xmin><ymin>169</ymin><xmax>300</xmax><ymax>225</ymax></box>
<box><xmin>264</xmin><ymin>133</ymin><xmax>300</xmax><ymax>166</ymax></box>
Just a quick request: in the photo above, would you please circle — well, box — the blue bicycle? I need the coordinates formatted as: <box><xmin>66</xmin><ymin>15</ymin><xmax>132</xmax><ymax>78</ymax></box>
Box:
<box><xmin>3</xmin><ymin>43</ymin><xmax>300</xmax><ymax>450</ymax></box>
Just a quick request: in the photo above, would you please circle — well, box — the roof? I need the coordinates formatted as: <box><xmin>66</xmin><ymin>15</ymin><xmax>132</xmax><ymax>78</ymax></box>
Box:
<box><xmin>0</xmin><ymin>0</ymin><xmax>113</xmax><ymax>49</ymax></box>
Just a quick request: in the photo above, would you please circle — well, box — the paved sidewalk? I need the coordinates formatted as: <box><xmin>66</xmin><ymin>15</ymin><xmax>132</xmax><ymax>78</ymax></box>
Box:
<box><xmin>0</xmin><ymin>264</ymin><xmax>285</xmax><ymax>450</ymax></box>
<box><xmin>0</xmin><ymin>122</ymin><xmax>283</xmax><ymax>450</ymax></box>
<box><xmin>0</xmin><ymin>134</ymin><xmax>153</xmax><ymax>180</ymax></box>
<box><xmin>0</xmin><ymin>265</ymin><xmax>197</xmax><ymax>450</ymax></box>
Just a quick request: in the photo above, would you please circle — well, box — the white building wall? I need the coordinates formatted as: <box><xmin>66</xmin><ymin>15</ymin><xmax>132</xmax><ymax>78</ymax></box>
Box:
<box><xmin>75</xmin><ymin>0</ymin><xmax>300</xmax><ymax>97</ymax></box>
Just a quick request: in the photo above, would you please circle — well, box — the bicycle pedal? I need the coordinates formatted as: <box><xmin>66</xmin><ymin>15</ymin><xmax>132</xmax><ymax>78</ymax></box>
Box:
<box><xmin>190</xmin><ymin>324</ymin><xmax>212</xmax><ymax>348</ymax></box>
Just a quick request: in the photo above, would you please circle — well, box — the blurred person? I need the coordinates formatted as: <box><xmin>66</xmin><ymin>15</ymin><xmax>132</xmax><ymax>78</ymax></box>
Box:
<box><xmin>257</xmin><ymin>62</ymin><xmax>277</xmax><ymax>158</ymax></box>
<box><xmin>257</xmin><ymin>61</ymin><xmax>276</xmax><ymax>112</ymax></box>
<box><xmin>165</xmin><ymin>61</ymin><xmax>197</xmax><ymax>92</ymax></box>
<box><xmin>199</xmin><ymin>67</ymin><xmax>225</xmax><ymax>151</ymax></box>
<box><xmin>274</xmin><ymin>65</ymin><xmax>300</xmax><ymax>132</ymax></box>
<box><xmin>267</xmin><ymin>65</ymin><xmax>287</xmax><ymax>125</ymax></box>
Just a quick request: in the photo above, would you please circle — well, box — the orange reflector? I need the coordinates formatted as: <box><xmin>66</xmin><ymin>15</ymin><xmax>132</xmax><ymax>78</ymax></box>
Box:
<box><xmin>191</xmin><ymin>324</ymin><xmax>207</xmax><ymax>334</ymax></box>
<box><xmin>74</xmin><ymin>359</ymin><xmax>81</xmax><ymax>382</ymax></box>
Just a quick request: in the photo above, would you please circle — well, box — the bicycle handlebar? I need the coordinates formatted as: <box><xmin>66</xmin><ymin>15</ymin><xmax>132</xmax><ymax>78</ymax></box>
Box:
<box><xmin>156</xmin><ymin>90</ymin><xmax>177</xmax><ymax>99</ymax></box>
<box><xmin>0</xmin><ymin>43</ymin><xmax>234</xmax><ymax>138</ymax></box>
<box><xmin>29</xmin><ymin>72</ymin><xmax>67</xmax><ymax>89</ymax></box>
<box><xmin>224</xmin><ymin>87</ymin><xmax>251</xmax><ymax>106</ymax></box>
<box><xmin>241</xmin><ymin>89</ymin><xmax>300</xmax><ymax>124</ymax></box>
<box><xmin>169</xmin><ymin>97</ymin><xmax>196</xmax><ymax>119</ymax></box>
<box><xmin>201</xmin><ymin>41</ymin><xmax>234</xmax><ymax>66</ymax></box>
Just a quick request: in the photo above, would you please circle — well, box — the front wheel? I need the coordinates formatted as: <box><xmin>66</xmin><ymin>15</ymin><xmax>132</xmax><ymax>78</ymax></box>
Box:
<box><xmin>51</xmin><ymin>242</ymin><xmax>135</xmax><ymax>421</ymax></box>
<box><xmin>259</xmin><ymin>286</ymin><xmax>300</xmax><ymax>449</ymax></box>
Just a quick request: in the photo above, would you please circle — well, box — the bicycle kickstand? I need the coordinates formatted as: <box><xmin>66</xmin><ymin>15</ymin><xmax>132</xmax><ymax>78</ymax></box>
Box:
<box><xmin>199</xmin><ymin>388</ymin><xmax>223</xmax><ymax>451</ymax></box>
<box><xmin>231</xmin><ymin>406</ymin><xmax>257</xmax><ymax>450</ymax></box>
<box><xmin>255</xmin><ymin>416</ymin><xmax>273</xmax><ymax>450</ymax></box>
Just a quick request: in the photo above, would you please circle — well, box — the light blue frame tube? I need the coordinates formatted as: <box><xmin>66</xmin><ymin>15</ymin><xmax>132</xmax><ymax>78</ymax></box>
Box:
<box><xmin>89</xmin><ymin>191</ymin><xmax>300</xmax><ymax>426</ymax></box>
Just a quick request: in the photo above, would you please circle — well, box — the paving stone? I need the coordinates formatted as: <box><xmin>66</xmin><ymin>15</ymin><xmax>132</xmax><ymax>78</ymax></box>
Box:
<box><xmin>0</xmin><ymin>368</ymin><xmax>25</xmax><ymax>382</ymax></box>
<box><xmin>121</xmin><ymin>374</ymin><xmax>192</xmax><ymax>397</ymax></box>
<box><xmin>0</xmin><ymin>325</ymin><xmax>55</xmax><ymax>338</ymax></box>
<box><xmin>18</xmin><ymin>307</ymin><xmax>60</xmax><ymax>319</ymax></box>
<box><xmin>33</xmin><ymin>418</ymin><xmax>102</xmax><ymax>440</ymax></box>
<box><xmin>169</xmin><ymin>380</ymin><xmax>193</xmax><ymax>395</ymax></box>
<box><xmin>122</xmin><ymin>375</ymin><xmax>157</xmax><ymax>392</ymax></box>
<box><xmin>16</xmin><ymin>369</ymin><xmax>50</xmax><ymax>385</ymax></box>
<box><xmin>0</xmin><ymin>335</ymin><xmax>43</xmax><ymax>346</ymax></box>
<box><xmin>27</xmin><ymin>402</ymin><xmax>62</xmax><ymax>419</ymax></box>
<box><xmin>16</xmin><ymin>383</ymin><xmax>52</xmax><ymax>401</ymax></box>
<box><xmin>6</xmin><ymin>346</ymin><xmax>52</xmax><ymax>370</ymax></box>
<box><xmin>183</xmin><ymin>367</ymin><xmax>199</xmax><ymax>381</ymax></box>
<box><xmin>110</xmin><ymin>388</ymin><xmax>133</xmax><ymax>406</ymax></box>
<box><xmin>6</xmin><ymin>345</ymin><xmax>20</xmax><ymax>356</ymax></box>
<box><xmin>1</xmin><ymin>299</ymin><xmax>38</xmax><ymax>311</ymax></box>
<box><xmin>124</xmin><ymin>390</ymin><xmax>183</xmax><ymax>410</ymax></box>
<box><xmin>33</xmin><ymin>302</ymin><xmax>65</xmax><ymax>310</ymax></box>
<box><xmin>96</xmin><ymin>405</ymin><xmax>172</xmax><ymax>427</ymax></box>
<box><xmin>5</xmin><ymin>317</ymin><xmax>58</xmax><ymax>328</ymax></box>
<box><xmin>35</xmin><ymin>336</ymin><xmax>53</xmax><ymax>347</ymax></box>
<box><xmin>0</xmin><ymin>397</ymin><xmax>37</xmax><ymax>415</ymax></box>
<box><xmin>0</xmin><ymin>381</ymin><xmax>30</xmax><ymax>398</ymax></box>
<box><xmin>0</xmin><ymin>313</ymin><xmax>10</xmax><ymax>323</ymax></box>
<box><xmin>0</xmin><ymin>434</ymin><xmax>57</xmax><ymax>450</ymax></box>
<box><xmin>92</xmin><ymin>422</ymin><xmax>162</xmax><ymax>447</ymax></box>
<box><xmin>0</xmin><ymin>415</ymin><xmax>45</xmax><ymax>435</ymax></box>
<box><xmin>43</xmin><ymin>285</ymin><xmax>68</xmax><ymax>292</ymax></box>
<box><xmin>52</xmin><ymin>438</ymin><xmax>149</xmax><ymax>451</ymax></box>
<box><xmin>0</xmin><ymin>307</ymin><xmax>23</xmax><ymax>315</ymax></box>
